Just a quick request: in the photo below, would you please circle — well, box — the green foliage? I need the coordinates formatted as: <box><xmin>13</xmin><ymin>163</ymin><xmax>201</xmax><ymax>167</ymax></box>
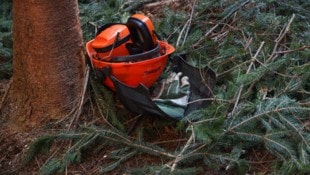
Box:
<box><xmin>23</xmin><ymin>135</ymin><xmax>57</xmax><ymax>164</ymax></box>
<box><xmin>0</xmin><ymin>0</ymin><xmax>12</xmax><ymax>79</ymax></box>
<box><xmin>185</xmin><ymin>103</ymin><xmax>227</xmax><ymax>144</ymax></box>
<box><xmin>79</xmin><ymin>0</ymin><xmax>142</xmax><ymax>41</ymax></box>
<box><xmin>90</xmin><ymin>78</ymin><xmax>125</xmax><ymax>131</ymax></box>
<box><xmin>129</xmin><ymin>165</ymin><xmax>203</xmax><ymax>175</ymax></box>
<box><xmin>152</xmin><ymin>0</ymin><xmax>309</xmax><ymax>173</ymax></box>
<box><xmin>25</xmin><ymin>125</ymin><xmax>176</xmax><ymax>174</ymax></box>
<box><xmin>225</xmin><ymin>96</ymin><xmax>309</xmax><ymax>166</ymax></box>
<box><xmin>79</xmin><ymin>0</ymin><xmax>123</xmax><ymax>41</ymax></box>
<box><xmin>24</xmin><ymin>0</ymin><xmax>310</xmax><ymax>174</ymax></box>
<box><xmin>99</xmin><ymin>148</ymin><xmax>137</xmax><ymax>173</ymax></box>
<box><xmin>235</xmin><ymin>59</ymin><xmax>287</xmax><ymax>86</ymax></box>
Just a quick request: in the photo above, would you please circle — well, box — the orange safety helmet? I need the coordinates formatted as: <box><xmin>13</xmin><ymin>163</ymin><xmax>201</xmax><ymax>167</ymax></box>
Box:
<box><xmin>86</xmin><ymin>14</ymin><xmax>175</xmax><ymax>91</ymax></box>
<box><xmin>87</xmin><ymin>40</ymin><xmax>175</xmax><ymax>91</ymax></box>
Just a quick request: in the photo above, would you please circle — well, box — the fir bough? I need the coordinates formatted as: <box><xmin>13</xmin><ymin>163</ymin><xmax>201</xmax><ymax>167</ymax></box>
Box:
<box><xmin>23</xmin><ymin>0</ymin><xmax>310</xmax><ymax>174</ymax></box>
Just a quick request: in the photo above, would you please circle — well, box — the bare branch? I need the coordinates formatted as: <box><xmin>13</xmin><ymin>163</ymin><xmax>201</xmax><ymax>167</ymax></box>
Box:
<box><xmin>266</xmin><ymin>14</ymin><xmax>296</xmax><ymax>63</ymax></box>
<box><xmin>230</xmin><ymin>41</ymin><xmax>265</xmax><ymax>117</ymax></box>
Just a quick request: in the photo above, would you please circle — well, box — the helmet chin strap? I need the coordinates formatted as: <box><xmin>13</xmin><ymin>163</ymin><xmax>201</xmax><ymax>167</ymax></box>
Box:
<box><xmin>99</xmin><ymin>32</ymin><xmax>121</xmax><ymax>61</ymax></box>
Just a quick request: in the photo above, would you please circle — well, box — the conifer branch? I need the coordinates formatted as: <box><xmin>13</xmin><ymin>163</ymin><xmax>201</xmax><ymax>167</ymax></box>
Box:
<box><xmin>277</xmin><ymin>113</ymin><xmax>309</xmax><ymax>148</ymax></box>
<box><xmin>217</xmin><ymin>60</ymin><xmax>250</xmax><ymax>78</ymax></box>
<box><xmin>266</xmin><ymin>14</ymin><xmax>296</xmax><ymax>63</ymax></box>
<box><xmin>188</xmin><ymin>97</ymin><xmax>232</xmax><ymax>104</ymax></box>
<box><xmin>0</xmin><ymin>78</ymin><xmax>12</xmax><ymax>112</ymax></box>
<box><xmin>68</xmin><ymin>66</ymin><xmax>89</xmax><ymax>130</ymax></box>
<box><xmin>192</xmin><ymin>0</ymin><xmax>250</xmax><ymax>47</ymax></box>
<box><xmin>143</xmin><ymin>0</ymin><xmax>174</xmax><ymax>8</ymax></box>
<box><xmin>182</xmin><ymin>0</ymin><xmax>196</xmax><ymax>47</ymax></box>
<box><xmin>231</xmin><ymin>131</ymin><xmax>264</xmax><ymax>142</ymax></box>
<box><xmin>192</xmin><ymin>117</ymin><xmax>221</xmax><ymax>125</ymax></box>
<box><xmin>176</xmin><ymin>0</ymin><xmax>196</xmax><ymax>47</ymax></box>
<box><xmin>263</xmin><ymin>135</ymin><xmax>297</xmax><ymax>161</ymax></box>
<box><xmin>228</xmin><ymin>106</ymin><xmax>310</xmax><ymax>131</ymax></box>
<box><xmin>101</xmin><ymin>135</ymin><xmax>176</xmax><ymax>158</ymax></box>
<box><xmin>230</xmin><ymin>41</ymin><xmax>265</xmax><ymax>117</ymax></box>
<box><xmin>171</xmin><ymin>133</ymin><xmax>194</xmax><ymax>172</ymax></box>
<box><xmin>204</xmin><ymin>23</ymin><xmax>219</xmax><ymax>38</ymax></box>
<box><xmin>86</xmin><ymin>127</ymin><xmax>176</xmax><ymax>159</ymax></box>
<box><xmin>275</xmin><ymin>45</ymin><xmax>310</xmax><ymax>54</ymax></box>
<box><xmin>176</xmin><ymin>18</ymin><xmax>190</xmax><ymax>47</ymax></box>
<box><xmin>89</xmin><ymin>79</ymin><xmax>120</xmax><ymax>130</ymax></box>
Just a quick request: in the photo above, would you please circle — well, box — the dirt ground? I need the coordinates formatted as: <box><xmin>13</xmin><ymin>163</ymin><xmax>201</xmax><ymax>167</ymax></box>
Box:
<box><xmin>0</xmin><ymin>93</ymin><xmax>196</xmax><ymax>174</ymax></box>
<box><xmin>0</xmin><ymin>77</ymin><xmax>190</xmax><ymax>174</ymax></box>
<box><xmin>0</xmin><ymin>78</ymin><xmax>276</xmax><ymax>174</ymax></box>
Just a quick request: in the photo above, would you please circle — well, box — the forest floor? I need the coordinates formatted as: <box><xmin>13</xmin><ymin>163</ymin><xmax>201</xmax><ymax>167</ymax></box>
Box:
<box><xmin>0</xmin><ymin>86</ymin><xmax>220</xmax><ymax>174</ymax></box>
<box><xmin>0</xmin><ymin>0</ymin><xmax>293</xmax><ymax>174</ymax></box>
<box><xmin>0</xmin><ymin>79</ymin><xmax>276</xmax><ymax>174</ymax></box>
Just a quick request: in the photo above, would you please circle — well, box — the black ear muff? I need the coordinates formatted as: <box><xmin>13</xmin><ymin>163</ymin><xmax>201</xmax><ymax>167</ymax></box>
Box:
<box><xmin>93</xmin><ymin>23</ymin><xmax>131</xmax><ymax>54</ymax></box>
<box><xmin>126</xmin><ymin>15</ymin><xmax>157</xmax><ymax>51</ymax></box>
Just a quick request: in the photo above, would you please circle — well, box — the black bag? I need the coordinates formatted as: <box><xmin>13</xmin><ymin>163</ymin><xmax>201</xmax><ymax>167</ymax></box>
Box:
<box><xmin>111</xmin><ymin>54</ymin><xmax>216</xmax><ymax>120</ymax></box>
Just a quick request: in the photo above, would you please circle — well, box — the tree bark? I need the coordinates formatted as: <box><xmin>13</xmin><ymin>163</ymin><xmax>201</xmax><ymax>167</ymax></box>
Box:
<box><xmin>1</xmin><ymin>0</ymin><xmax>85</xmax><ymax>130</ymax></box>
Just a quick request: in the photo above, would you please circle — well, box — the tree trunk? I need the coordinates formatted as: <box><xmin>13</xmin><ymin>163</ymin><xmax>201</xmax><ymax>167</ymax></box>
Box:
<box><xmin>1</xmin><ymin>0</ymin><xmax>85</xmax><ymax>130</ymax></box>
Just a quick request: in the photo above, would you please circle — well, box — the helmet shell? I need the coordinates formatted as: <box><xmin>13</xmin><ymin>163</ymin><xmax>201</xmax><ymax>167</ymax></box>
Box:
<box><xmin>86</xmin><ymin>40</ymin><xmax>175</xmax><ymax>91</ymax></box>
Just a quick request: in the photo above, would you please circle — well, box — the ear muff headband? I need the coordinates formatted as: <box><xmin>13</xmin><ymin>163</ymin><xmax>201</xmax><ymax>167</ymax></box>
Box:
<box><xmin>126</xmin><ymin>15</ymin><xmax>157</xmax><ymax>51</ymax></box>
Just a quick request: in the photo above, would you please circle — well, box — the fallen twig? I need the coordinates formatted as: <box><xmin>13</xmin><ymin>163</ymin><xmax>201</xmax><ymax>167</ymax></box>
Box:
<box><xmin>176</xmin><ymin>0</ymin><xmax>196</xmax><ymax>47</ymax></box>
<box><xmin>91</xmin><ymin>81</ymin><xmax>118</xmax><ymax>130</ymax></box>
<box><xmin>68</xmin><ymin>66</ymin><xmax>90</xmax><ymax>130</ymax></box>
<box><xmin>0</xmin><ymin>78</ymin><xmax>12</xmax><ymax>112</ymax></box>
<box><xmin>143</xmin><ymin>0</ymin><xmax>175</xmax><ymax>8</ymax></box>
<box><xmin>275</xmin><ymin>45</ymin><xmax>310</xmax><ymax>54</ymax></box>
<box><xmin>194</xmin><ymin>0</ymin><xmax>250</xmax><ymax>47</ymax></box>
<box><xmin>183</xmin><ymin>0</ymin><xmax>196</xmax><ymax>47</ymax></box>
<box><xmin>170</xmin><ymin>126</ymin><xmax>195</xmax><ymax>172</ymax></box>
<box><xmin>230</xmin><ymin>41</ymin><xmax>265</xmax><ymax>117</ymax></box>
<box><xmin>266</xmin><ymin>14</ymin><xmax>296</xmax><ymax>63</ymax></box>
